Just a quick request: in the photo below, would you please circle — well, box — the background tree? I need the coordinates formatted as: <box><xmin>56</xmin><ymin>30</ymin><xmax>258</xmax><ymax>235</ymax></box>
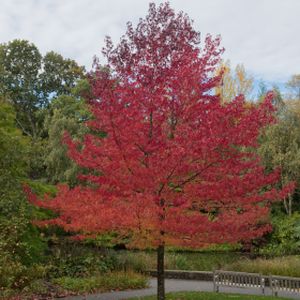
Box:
<box><xmin>0</xmin><ymin>39</ymin><xmax>86</xmax><ymax>179</ymax></box>
<box><xmin>0</xmin><ymin>40</ymin><xmax>85</xmax><ymax>139</ymax></box>
<box><xmin>287</xmin><ymin>74</ymin><xmax>300</xmax><ymax>101</ymax></box>
<box><xmin>215</xmin><ymin>60</ymin><xmax>254</xmax><ymax>103</ymax></box>
<box><xmin>0</xmin><ymin>97</ymin><xmax>28</xmax><ymax>215</ymax></box>
<box><xmin>0</xmin><ymin>97</ymin><xmax>45</xmax><ymax>289</ymax></box>
<box><xmin>0</xmin><ymin>40</ymin><xmax>43</xmax><ymax>139</ymax></box>
<box><xmin>28</xmin><ymin>3</ymin><xmax>291</xmax><ymax>300</ymax></box>
<box><xmin>257</xmin><ymin>83</ymin><xmax>285</xmax><ymax>114</ymax></box>
<box><xmin>259</xmin><ymin>110</ymin><xmax>300</xmax><ymax>216</ymax></box>
<box><xmin>44</xmin><ymin>80</ymin><xmax>91</xmax><ymax>186</ymax></box>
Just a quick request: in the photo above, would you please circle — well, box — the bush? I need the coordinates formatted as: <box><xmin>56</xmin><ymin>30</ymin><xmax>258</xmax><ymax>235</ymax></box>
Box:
<box><xmin>0</xmin><ymin>259</ymin><xmax>48</xmax><ymax>295</ymax></box>
<box><xmin>0</xmin><ymin>213</ymin><xmax>47</xmax><ymax>292</ymax></box>
<box><xmin>52</xmin><ymin>271</ymin><xmax>148</xmax><ymax>293</ymax></box>
<box><xmin>47</xmin><ymin>242</ymin><xmax>118</xmax><ymax>278</ymax></box>
<box><xmin>259</xmin><ymin>213</ymin><xmax>300</xmax><ymax>256</ymax></box>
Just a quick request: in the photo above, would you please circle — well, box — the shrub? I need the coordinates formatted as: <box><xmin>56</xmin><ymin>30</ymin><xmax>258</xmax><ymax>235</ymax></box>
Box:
<box><xmin>47</xmin><ymin>242</ymin><xmax>118</xmax><ymax>278</ymax></box>
<box><xmin>259</xmin><ymin>213</ymin><xmax>300</xmax><ymax>256</ymax></box>
<box><xmin>0</xmin><ymin>213</ymin><xmax>47</xmax><ymax>292</ymax></box>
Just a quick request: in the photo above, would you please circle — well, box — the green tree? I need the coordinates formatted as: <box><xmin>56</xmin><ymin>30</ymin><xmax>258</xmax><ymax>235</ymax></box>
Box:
<box><xmin>0</xmin><ymin>40</ymin><xmax>84</xmax><ymax>139</ymax></box>
<box><xmin>259</xmin><ymin>98</ymin><xmax>300</xmax><ymax>216</ymax></box>
<box><xmin>44</xmin><ymin>80</ymin><xmax>91</xmax><ymax>185</ymax></box>
<box><xmin>0</xmin><ymin>40</ymin><xmax>42</xmax><ymax>138</ymax></box>
<box><xmin>260</xmin><ymin>212</ymin><xmax>300</xmax><ymax>255</ymax></box>
<box><xmin>0</xmin><ymin>39</ymin><xmax>86</xmax><ymax>180</ymax></box>
<box><xmin>0</xmin><ymin>98</ymin><xmax>46</xmax><ymax>290</ymax></box>
<box><xmin>0</xmin><ymin>40</ymin><xmax>85</xmax><ymax>139</ymax></box>
<box><xmin>0</xmin><ymin>98</ymin><xmax>28</xmax><ymax>209</ymax></box>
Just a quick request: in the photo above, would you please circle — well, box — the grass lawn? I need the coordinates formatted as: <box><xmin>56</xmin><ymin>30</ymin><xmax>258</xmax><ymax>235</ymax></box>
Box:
<box><xmin>129</xmin><ymin>291</ymin><xmax>292</xmax><ymax>300</ymax></box>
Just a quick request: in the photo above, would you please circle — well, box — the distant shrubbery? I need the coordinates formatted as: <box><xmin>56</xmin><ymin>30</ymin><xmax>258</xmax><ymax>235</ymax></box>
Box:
<box><xmin>259</xmin><ymin>213</ymin><xmax>300</xmax><ymax>256</ymax></box>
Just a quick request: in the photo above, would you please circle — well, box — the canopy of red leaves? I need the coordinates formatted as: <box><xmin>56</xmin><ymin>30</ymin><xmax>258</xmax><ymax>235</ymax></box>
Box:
<box><xmin>27</xmin><ymin>3</ymin><xmax>293</xmax><ymax>249</ymax></box>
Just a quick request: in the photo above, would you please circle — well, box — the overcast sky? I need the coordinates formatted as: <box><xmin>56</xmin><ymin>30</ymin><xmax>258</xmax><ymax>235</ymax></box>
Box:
<box><xmin>1</xmin><ymin>0</ymin><xmax>299</xmax><ymax>86</ymax></box>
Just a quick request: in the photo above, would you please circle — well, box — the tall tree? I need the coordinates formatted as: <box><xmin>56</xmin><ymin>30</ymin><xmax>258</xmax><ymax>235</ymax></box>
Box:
<box><xmin>0</xmin><ymin>40</ymin><xmax>85</xmax><ymax>179</ymax></box>
<box><xmin>44</xmin><ymin>80</ymin><xmax>91</xmax><ymax>185</ymax></box>
<box><xmin>215</xmin><ymin>60</ymin><xmax>254</xmax><ymax>103</ymax></box>
<box><xmin>0</xmin><ymin>97</ymin><xmax>28</xmax><ymax>212</ymax></box>
<box><xmin>0</xmin><ymin>97</ymin><xmax>48</xmax><ymax>289</ymax></box>
<box><xmin>259</xmin><ymin>88</ymin><xmax>300</xmax><ymax>216</ymax></box>
<box><xmin>0</xmin><ymin>39</ymin><xmax>85</xmax><ymax>139</ymax></box>
<box><xmin>0</xmin><ymin>98</ymin><xmax>31</xmax><ymax>278</ymax></box>
<box><xmin>28</xmin><ymin>3</ymin><xmax>292</xmax><ymax>299</ymax></box>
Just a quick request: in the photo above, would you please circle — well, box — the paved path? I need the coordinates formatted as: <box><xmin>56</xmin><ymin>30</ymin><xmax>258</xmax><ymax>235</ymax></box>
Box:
<box><xmin>62</xmin><ymin>278</ymin><xmax>298</xmax><ymax>300</ymax></box>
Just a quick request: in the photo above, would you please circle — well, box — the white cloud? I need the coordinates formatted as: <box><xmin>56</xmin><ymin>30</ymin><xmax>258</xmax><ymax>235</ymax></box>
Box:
<box><xmin>0</xmin><ymin>0</ymin><xmax>299</xmax><ymax>82</ymax></box>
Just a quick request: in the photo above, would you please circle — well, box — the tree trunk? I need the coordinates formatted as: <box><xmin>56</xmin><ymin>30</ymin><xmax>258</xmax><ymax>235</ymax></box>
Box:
<box><xmin>283</xmin><ymin>197</ymin><xmax>289</xmax><ymax>215</ymax></box>
<box><xmin>157</xmin><ymin>244</ymin><xmax>165</xmax><ymax>300</ymax></box>
<box><xmin>284</xmin><ymin>194</ymin><xmax>293</xmax><ymax>216</ymax></box>
<box><xmin>288</xmin><ymin>194</ymin><xmax>293</xmax><ymax>216</ymax></box>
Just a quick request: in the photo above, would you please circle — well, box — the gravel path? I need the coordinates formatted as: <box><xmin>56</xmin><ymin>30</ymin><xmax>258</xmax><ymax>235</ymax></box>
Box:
<box><xmin>61</xmin><ymin>278</ymin><xmax>298</xmax><ymax>300</ymax></box>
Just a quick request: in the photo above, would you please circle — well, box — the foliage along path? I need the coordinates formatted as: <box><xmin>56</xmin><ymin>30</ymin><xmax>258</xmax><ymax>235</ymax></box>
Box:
<box><xmin>62</xmin><ymin>278</ymin><xmax>297</xmax><ymax>300</ymax></box>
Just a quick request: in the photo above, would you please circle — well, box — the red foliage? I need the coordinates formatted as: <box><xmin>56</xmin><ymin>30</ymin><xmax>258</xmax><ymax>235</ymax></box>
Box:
<box><xmin>27</xmin><ymin>3</ymin><xmax>293</xmax><ymax>249</ymax></box>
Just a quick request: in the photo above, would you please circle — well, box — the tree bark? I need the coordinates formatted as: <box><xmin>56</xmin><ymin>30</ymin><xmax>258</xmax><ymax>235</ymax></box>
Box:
<box><xmin>288</xmin><ymin>194</ymin><xmax>293</xmax><ymax>216</ymax></box>
<box><xmin>283</xmin><ymin>198</ymin><xmax>288</xmax><ymax>215</ymax></box>
<box><xmin>157</xmin><ymin>244</ymin><xmax>165</xmax><ymax>300</ymax></box>
<box><xmin>157</xmin><ymin>245</ymin><xmax>165</xmax><ymax>300</ymax></box>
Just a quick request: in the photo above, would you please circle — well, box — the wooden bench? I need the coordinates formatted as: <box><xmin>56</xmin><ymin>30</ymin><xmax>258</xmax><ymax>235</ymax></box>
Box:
<box><xmin>213</xmin><ymin>270</ymin><xmax>265</xmax><ymax>294</ymax></box>
<box><xmin>270</xmin><ymin>275</ymin><xmax>300</xmax><ymax>297</ymax></box>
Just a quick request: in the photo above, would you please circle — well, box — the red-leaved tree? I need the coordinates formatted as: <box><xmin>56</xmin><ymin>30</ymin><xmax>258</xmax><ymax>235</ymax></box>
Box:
<box><xmin>27</xmin><ymin>3</ymin><xmax>293</xmax><ymax>299</ymax></box>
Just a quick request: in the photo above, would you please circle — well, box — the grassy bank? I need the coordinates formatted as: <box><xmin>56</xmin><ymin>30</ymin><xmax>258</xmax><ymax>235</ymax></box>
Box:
<box><xmin>2</xmin><ymin>271</ymin><xmax>148</xmax><ymax>299</ymax></box>
<box><xmin>223</xmin><ymin>255</ymin><xmax>300</xmax><ymax>277</ymax></box>
<box><xmin>129</xmin><ymin>291</ymin><xmax>292</xmax><ymax>300</ymax></box>
<box><xmin>52</xmin><ymin>271</ymin><xmax>148</xmax><ymax>293</ymax></box>
<box><xmin>114</xmin><ymin>250</ymin><xmax>244</xmax><ymax>272</ymax></box>
<box><xmin>114</xmin><ymin>251</ymin><xmax>300</xmax><ymax>277</ymax></box>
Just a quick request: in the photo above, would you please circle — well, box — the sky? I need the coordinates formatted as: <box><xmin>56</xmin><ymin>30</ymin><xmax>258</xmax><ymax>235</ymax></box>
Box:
<box><xmin>1</xmin><ymin>0</ymin><xmax>299</xmax><ymax>92</ymax></box>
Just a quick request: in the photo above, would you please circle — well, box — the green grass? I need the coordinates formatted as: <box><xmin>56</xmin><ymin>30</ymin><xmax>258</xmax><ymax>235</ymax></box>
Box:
<box><xmin>129</xmin><ymin>291</ymin><xmax>292</xmax><ymax>300</ymax></box>
<box><xmin>52</xmin><ymin>271</ymin><xmax>148</xmax><ymax>293</ymax></box>
<box><xmin>223</xmin><ymin>255</ymin><xmax>300</xmax><ymax>277</ymax></box>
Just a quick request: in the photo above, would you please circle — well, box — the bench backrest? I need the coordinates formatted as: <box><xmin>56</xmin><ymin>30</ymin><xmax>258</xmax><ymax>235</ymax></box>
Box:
<box><xmin>214</xmin><ymin>270</ymin><xmax>300</xmax><ymax>296</ymax></box>
<box><xmin>270</xmin><ymin>275</ymin><xmax>300</xmax><ymax>295</ymax></box>
<box><xmin>214</xmin><ymin>270</ymin><xmax>264</xmax><ymax>288</ymax></box>
<box><xmin>213</xmin><ymin>270</ymin><xmax>265</xmax><ymax>293</ymax></box>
